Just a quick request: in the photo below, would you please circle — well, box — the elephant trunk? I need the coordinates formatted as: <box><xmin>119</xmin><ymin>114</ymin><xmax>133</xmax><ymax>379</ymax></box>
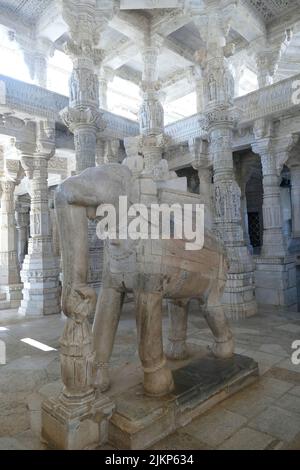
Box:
<box><xmin>55</xmin><ymin>184</ymin><xmax>96</xmax><ymax>318</ymax></box>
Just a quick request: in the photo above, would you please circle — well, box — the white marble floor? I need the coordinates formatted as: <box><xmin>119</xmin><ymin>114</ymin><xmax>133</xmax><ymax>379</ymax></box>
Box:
<box><xmin>0</xmin><ymin>305</ymin><xmax>300</xmax><ymax>450</ymax></box>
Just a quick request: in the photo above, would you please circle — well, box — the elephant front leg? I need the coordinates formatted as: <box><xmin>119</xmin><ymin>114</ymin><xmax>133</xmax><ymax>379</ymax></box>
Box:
<box><xmin>93</xmin><ymin>287</ymin><xmax>124</xmax><ymax>392</ymax></box>
<box><xmin>166</xmin><ymin>299</ymin><xmax>189</xmax><ymax>360</ymax></box>
<box><xmin>135</xmin><ymin>292</ymin><xmax>174</xmax><ymax>397</ymax></box>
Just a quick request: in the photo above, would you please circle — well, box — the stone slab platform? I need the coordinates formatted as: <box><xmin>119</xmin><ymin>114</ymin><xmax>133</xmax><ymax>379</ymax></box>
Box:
<box><xmin>108</xmin><ymin>354</ymin><xmax>259</xmax><ymax>450</ymax></box>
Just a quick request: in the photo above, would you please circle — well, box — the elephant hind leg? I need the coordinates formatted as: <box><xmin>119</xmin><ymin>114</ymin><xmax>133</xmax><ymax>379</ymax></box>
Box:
<box><xmin>92</xmin><ymin>287</ymin><xmax>124</xmax><ymax>392</ymax></box>
<box><xmin>204</xmin><ymin>282</ymin><xmax>234</xmax><ymax>359</ymax></box>
<box><xmin>135</xmin><ymin>291</ymin><xmax>174</xmax><ymax>397</ymax></box>
<box><xmin>166</xmin><ymin>299</ymin><xmax>189</xmax><ymax>360</ymax></box>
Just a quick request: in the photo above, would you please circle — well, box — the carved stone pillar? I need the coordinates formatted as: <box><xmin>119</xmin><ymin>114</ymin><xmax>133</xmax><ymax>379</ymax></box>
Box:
<box><xmin>106</xmin><ymin>140</ymin><xmax>120</xmax><ymax>164</ymax></box>
<box><xmin>60</xmin><ymin>35</ymin><xmax>106</xmax><ymax>296</ymax></box>
<box><xmin>34</xmin><ymin>54</ymin><xmax>48</xmax><ymax>89</ymax></box>
<box><xmin>195</xmin><ymin>78</ymin><xmax>204</xmax><ymax>114</ymax></box>
<box><xmin>98</xmin><ymin>66</ymin><xmax>114</xmax><ymax>110</ymax></box>
<box><xmin>49</xmin><ymin>190</ymin><xmax>60</xmax><ymax>259</ymax></box>
<box><xmin>61</xmin><ymin>107</ymin><xmax>104</xmax><ymax>173</ymax></box>
<box><xmin>229</xmin><ymin>58</ymin><xmax>245</xmax><ymax>97</ymax></box>
<box><xmin>256</xmin><ymin>52</ymin><xmax>275</xmax><ymax>88</ymax></box>
<box><xmin>139</xmin><ymin>36</ymin><xmax>165</xmax><ymax>174</ymax></box>
<box><xmin>61</xmin><ymin>29</ymin><xmax>105</xmax><ymax>172</ymax></box>
<box><xmin>21</xmin><ymin>38</ymin><xmax>53</xmax><ymax>88</ymax></box>
<box><xmin>15</xmin><ymin>200</ymin><xmax>30</xmax><ymax>268</ymax></box>
<box><xmin>42</xmin><ymin>2</ymin><xmax>115</xmax><ymax>449</ymax></box>
<box><xmin>96</xmin><ymin>137</ymin><xmax>106</xmax><ymax>166</ymax></box>
<box><xmin>254</xmin><ymin>31</ymin><xmax>291</xmax><ymax>88</ymax></box>
<box><xmin>252</xmin><ymin>139</ymin><xmax>286</xmax><ymax>257</ymax></box>
<box><xmin>99</xmin><ymin>76</ymin><xmax>108</xmax><ymax>110</ymax></box>
<box><xmin>0</xmin><ymin>166</ymin><xmax>23</xmax><ymax>308</ymax></box>
<box><xmin>17</xmin><ymin>123</ymin><xmax>61</xmax><ymax>316</ymax></box>
<box><xmin>188</xmin><ymin>66</ymin><xmax>204</xmax><ymax>113</ymax></box>
<box><xmin>196</xmin><ymin>10</ymin><xmax>256</xmax><ymax>319</ymax></box>
<box><xmin>289</xmin><ymin>165</ymin><xmax>300</xmax><ymax>252</ymax></box>
<box><xmin>190</xmin><ymin>138</ymin><xmax>213</xmax><ymax>229</ymax></box>
<box><xmin>252</xmin><ymin>136</ymin><xmax>297</xmax><ymax>309</ymax></box>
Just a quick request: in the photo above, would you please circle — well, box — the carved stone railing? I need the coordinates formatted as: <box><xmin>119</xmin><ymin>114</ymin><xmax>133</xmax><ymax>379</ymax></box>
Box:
<box><xmin>1</xmin><ymin>72</ymin><xmax>300</xmax><ymax>147</ymax></box>
<box><xmin>235</xmin><ymin>73</ymin><xmax>300</xmax><ymax>124</ymax></box>
<box><xmin>0</xmin><ymin>75</ymin><xmax>139</xmax><ymax>140</ymax></box>
<box><xmin>165</xmin><ymin>114</ymin><xmax>203</xmax><ymax>144</ymax></box>
<box><xmin>165</xmin><ymin>73</ymin><xmax>300</xmax><ymax>146</ymax></box>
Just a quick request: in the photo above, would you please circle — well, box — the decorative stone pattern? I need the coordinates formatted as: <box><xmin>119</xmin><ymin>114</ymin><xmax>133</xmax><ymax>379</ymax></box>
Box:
<box><xmin>17</xmin><ymin>122</ymin><xmax>61</xmax><ymax>317</ymax></box>
<box><xmin>194</xmin><ymin>7</ymin><xmax>257</xmax><ymax>320</ymax></box>
<box><xmin>0</xmin><ymin>0</ymin><xmax>53</xmax><ymax>22</ymax></box>
<box><xmin>0</xmin><ymin>75</ymin><xmax>139</xmax><ymax>139</ymax></box>
<box><xmin>248</xmin><ymin>0</ymin><xmax>296</xmax><ymax>23</ymax></box>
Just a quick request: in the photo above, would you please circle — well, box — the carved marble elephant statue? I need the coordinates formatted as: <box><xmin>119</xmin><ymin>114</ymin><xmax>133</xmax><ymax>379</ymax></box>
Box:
<box><xmin>55</xmin><ymin>163</ymin><xmax>234</xmax><ymax>397</ymax></box>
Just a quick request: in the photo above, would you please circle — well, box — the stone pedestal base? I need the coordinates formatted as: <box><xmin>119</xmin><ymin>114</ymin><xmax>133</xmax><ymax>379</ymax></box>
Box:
<box><xmin>255</xmin><ymin>256</ymin><xmax>297</xmax><ymax>310</ymax></box>
<box><xmin>108</xmin><ymin>354</ymin><xmax>259</xmax><ymax>450</ymax></box>
<box><xmin>0</xmin><ymin>284</ymin><xmax>23</xmax><ymax>310</ymax></box>
<box><xmin>41</xmin><ymin>393</ymin><xmax>114</xmax><ymax>450</ymax></box>
<box><xmin>19</xmin><ymin>255</ymin><xmax>61</xmax><ymax>316</ymax></box>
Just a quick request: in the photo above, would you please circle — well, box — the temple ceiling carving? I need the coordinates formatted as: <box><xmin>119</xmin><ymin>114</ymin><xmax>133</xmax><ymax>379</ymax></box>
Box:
<box><xmin>248</xmin><ymin>0</ymin><xmax>299</xmax><ymax>22</ymax></box>
<box><xmin>0</xmin><ymin>0</ymin><xmax>53</xmax><ymax>22</ymax></box>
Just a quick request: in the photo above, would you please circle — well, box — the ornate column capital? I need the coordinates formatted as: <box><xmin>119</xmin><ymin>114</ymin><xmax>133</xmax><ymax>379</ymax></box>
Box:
<box><xmin>3</xmin><ymin>159</ymin><xmax>23</xmax><ymax>186</ymax></box>
<box><xmin>253</xmin><ymin>29</ymin><xmax>292</xmax><ymax>88</ymax></box>
<box><xmin>189</xmin><ymin>137</ymin><xmax>210</xmax><ymax>170</ymax></box>
<box><xmin>60</xmin><ymin>106</ymin><xmax>106</xmax><ymax>134</ymax></box>
<box><xmin>61</xmin><ymin>0</ymin><xmax>111</xmax><ymax>47</ymax></box>
<box><xmin>35</xmin><ymin>120</ymin><xmax>56</xmax><ymax>160</ymax></box>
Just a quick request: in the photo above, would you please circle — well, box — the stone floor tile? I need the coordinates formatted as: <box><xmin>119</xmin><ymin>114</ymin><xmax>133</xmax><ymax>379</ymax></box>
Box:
<box><xmin>258</xmin><ymin>344</ymin><xmax>289</xmax><ymax>357</ymax></box>
<box><xmin>250</xmin><ymin>377</ymin><xmax>294</xmax><ymax>398</ymax></box>
<box><xmin>183</xmin><ymin>408</ymin><xmax>247</xmax><ymax>447</ymax></box>
<box><xmin>275</xmin><ymin>393</ymin><xmax>300</xmax><ymax>415</ymax></box>
<box><xmin>282</xmin><ymin>432</ymin><xmax>300</xmax><ymax>450</ymax></box>
<box><xmin>0</xmin><ymin>437</ymin><xmax>26</xmax><ymax>450</ymax></box>
<box><xmin>276</xmin><ymin>324</ymin><xmax>300</xmax><ymax>334</ymax></box>
<box><xmin>0</xmin><ymin>306</ymin><xmax>300</xmax><ymax>450</ymax></box>
<box><xmin>151</xmin><ymin>430</ymin><xmax>212</xmax><ymax>450</ymax></box>
<box><xmin>277</xmin><ymin>358</ymin><xmax>300</xmax><ymax>373</ymax></box>
<box><xmin>249</xmin><ymin>406</ymin><xmax>300</xmax><ymax>442</ymax></box>
<box><xmin>14</xmin><ymin>430</ymin><xmax>46</xmax><ymax>450</ymax></box>
<box><xmin>264</xmin><ymin>367</ymin><xmax>300</xmax><ymax>385</ymax></box>
<box><xmin>220</xmin><ymin>387</ymin><xmax>274</xmax><ymax>419</ymax></box>
<box><xmin>240</xmin><ymin>349</ymin><xmax>283</xmax><ymax>368</ymax></box>
<box><xmin>218</xmin><ymin>427</ymin><xmax>275</xmax><ymax>450</ymax></box>
<box><xmin>290</xmin><ymin>386</ymin><xmax>300</xmax><ymax>396</ymax></box>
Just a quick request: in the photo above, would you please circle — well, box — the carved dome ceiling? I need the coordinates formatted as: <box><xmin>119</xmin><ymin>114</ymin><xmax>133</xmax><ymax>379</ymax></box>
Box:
<box><xmin>0</xmin><ymin>1</ymin><xmax>299</xmax><ymax>24</ymax></box>
<box><xmin>0</xmin><ymin>0</ymin><xmax>53</xmax><ymax>22</ymax></box>
<box><xmin>247</xmin><ymin>0</ymin><xmax>299</xmax><ymax>23</ymax></box>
